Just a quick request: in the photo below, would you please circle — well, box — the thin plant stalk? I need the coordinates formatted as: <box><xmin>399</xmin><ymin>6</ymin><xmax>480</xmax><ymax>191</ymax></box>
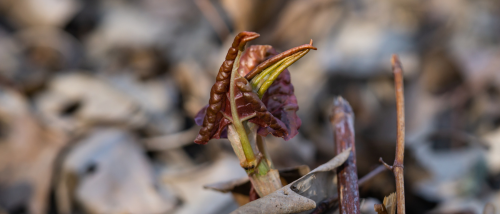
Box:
<box><xmin>228</xmin><ymin>50</ymin><xmax>281</xmax><ymax>196</ymax></box>
<box><xmin>392</xmin><ymin>55</ymin><xmax>406</xmax><ymax>214</ymax></box>
<box><xmin>229</xmin><ymin>50</ymin><xmax>256</xmax><ymax>164</ymax></box>
<box><xmin>226</xmin><ymin>123</ymin><xmax>282</xmax><ymax>197</ymax></box>
<box><xmin>379</xmin><ymin>54</ymin><xmax>406</xmax><ymax>214</ymax></box>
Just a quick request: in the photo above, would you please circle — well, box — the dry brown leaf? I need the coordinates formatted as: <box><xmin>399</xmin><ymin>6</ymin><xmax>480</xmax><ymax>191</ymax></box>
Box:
<box><xmin>374</xmin><ymin>192</ymin><xmax>397</xmax><ymax>214</ymax></box>
<box><xmin>230</xmin><ymin>148</ymin><xmax>351</xmax><ymax>214</ymax></box>
<box><xmin>0</xmin><ymin>88</ymin><xmax>67</xmax><ymax>214</ymax></box>
<box><xmin>383</xmin><ymin>192</ymin><xmax>397</xmax><ymax>214</ymax></box>
<box><xmin>56</xmin><ymin>129</ymin><xmax>177</xmax><ymax>214</ymax></box>
<box><xmin>204</xmin><ymin>165</ymin><xmax>311</xmax><ymax>206</ymax></box>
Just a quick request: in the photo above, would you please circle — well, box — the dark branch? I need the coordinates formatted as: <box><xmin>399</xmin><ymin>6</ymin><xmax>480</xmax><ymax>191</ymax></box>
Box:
<box><xmin>331</xmin><ymin>96</ymin><xmax>360</xmax><ymax>214</ymax></box>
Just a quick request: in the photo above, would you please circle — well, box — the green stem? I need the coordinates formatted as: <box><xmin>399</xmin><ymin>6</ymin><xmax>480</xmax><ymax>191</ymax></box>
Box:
<box><xmin>228</xmin><ymin>50</ymin><xmax>282</xmax><ymax>197</ymax></box>
<box><xmin>226</xmin><ymin>122</ymin><xmax>281</xmax><ymax>196</ymax></box>
<box><xmin>255</xmin><ymin>134</ymin><xmax>271</xmax><ymax>176</ymax></box>
<box><xmin>256</xmin><ymin>158</ymin><xmax>270</xmax><ymax>176</ymax></box>
<box><xmin>229</xmin><ymin>50</ymin><xmax>256</xmax><ymax>163</ymax></box>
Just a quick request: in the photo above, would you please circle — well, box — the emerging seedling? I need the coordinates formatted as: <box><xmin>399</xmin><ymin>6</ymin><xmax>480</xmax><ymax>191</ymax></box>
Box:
<box><xmin>194</xmin><ymin>31</ymin><xmax>316</xmax><ymax>197</ymax></box>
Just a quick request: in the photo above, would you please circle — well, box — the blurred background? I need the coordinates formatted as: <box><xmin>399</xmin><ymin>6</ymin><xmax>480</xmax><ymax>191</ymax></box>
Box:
<box><xmin>0</xmin><ymin>0</ymin><xmax>499</xmax><ymax>213</ymax></box>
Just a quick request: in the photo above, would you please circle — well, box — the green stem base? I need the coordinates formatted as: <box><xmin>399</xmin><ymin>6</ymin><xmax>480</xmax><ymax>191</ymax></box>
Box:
<box><xmin>227</xmin><ymin>124</ymin><xmax>282</xmax><ymax>197</ymax></box>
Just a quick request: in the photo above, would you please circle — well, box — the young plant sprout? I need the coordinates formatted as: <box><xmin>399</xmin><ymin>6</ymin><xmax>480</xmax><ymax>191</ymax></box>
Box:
<box><xmin>194</xmin><ymin>31</ymin><xmax>316</xmax><ymax>197</ymax></box>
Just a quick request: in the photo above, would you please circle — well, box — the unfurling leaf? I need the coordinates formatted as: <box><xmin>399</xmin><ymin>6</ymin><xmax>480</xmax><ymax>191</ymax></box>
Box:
<box><xmin>194</xmin><ymin>32</ymin><xmax>315</xmax><ymax>145</ymax></box>
<box><xmin>194</xmin><ymin>31</ymin><xmax>259</xmax><ymax>144</ymax></box>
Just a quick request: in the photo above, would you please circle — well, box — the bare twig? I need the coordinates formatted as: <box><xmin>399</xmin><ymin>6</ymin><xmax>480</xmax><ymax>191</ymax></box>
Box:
<box><xmin>392</xmin><ymin>55</ymin><xmax>406</xmax><ymax>214</ymax></box>
<box><xmin>315</xmin><ymin>56</ymin><xmax>407</xmax><ymax>214</ymax></box>
<box><xmin>379</xmin><ymin>55</ymin><xmax>407</xmax><ymax>214</ymax></box>
<box><xmin>331</xmin><ymin>97</ymin><xmax>360</xmax><ymax>214</ymax></box>
<box><xmin>379</xmin><ymin>157</ymin><xmax>393</xmax><ymax>171</ymax></box>
<box><xmin>310</xmin><ymin>164</ymin><xmax>388</xmax><ymax>214</ymax></box>
<box><xmin>358</xmin><ymin>165</ymin><xmax>387</xmax><ymax>185</ymax></box>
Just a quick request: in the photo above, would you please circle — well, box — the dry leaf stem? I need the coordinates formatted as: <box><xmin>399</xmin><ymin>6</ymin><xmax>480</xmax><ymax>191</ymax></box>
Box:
<box><xmin>392</xmin><ymin>55</ymin><xmax>406</xmax><ymax>214</ymax></box>
<box><xmin>331</xmin><ymin>97</ymin><xmax>360</xmax><ymax>214</ymax></box>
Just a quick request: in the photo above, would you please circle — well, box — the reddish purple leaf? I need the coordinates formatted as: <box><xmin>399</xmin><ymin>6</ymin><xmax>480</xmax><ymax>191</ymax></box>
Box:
<box><xmin>259</xmin><ymin>69</ymin><xmax>301</xmax><ymax>140</ymax></box>
<box><xmin>194</xmin><ymin>31</ymin><xmax>259</xmax><ymax>145</ymax></box>
<box><xmin>194</xmin><ymin>33</ymin><xmax>311</xmax><ymax>144</ymax></box>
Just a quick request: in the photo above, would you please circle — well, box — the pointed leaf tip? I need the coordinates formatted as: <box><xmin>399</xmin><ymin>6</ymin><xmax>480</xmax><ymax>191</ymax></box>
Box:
<box><xmin>245</xmin><ymin>41</ymin><xmax>316</xmax><ymax>80</ymax></box>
